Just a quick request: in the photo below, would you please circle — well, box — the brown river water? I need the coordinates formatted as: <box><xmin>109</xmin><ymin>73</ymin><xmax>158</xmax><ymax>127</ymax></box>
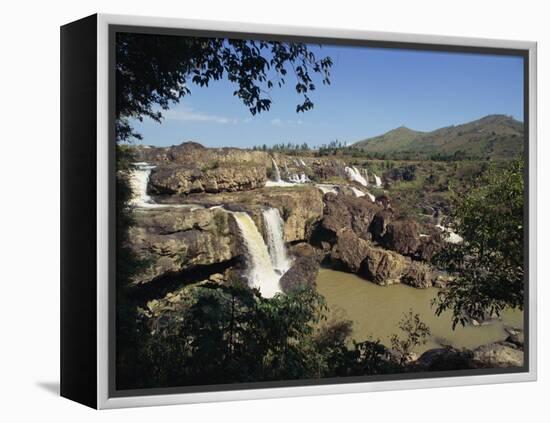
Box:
<box><xmin>316</xmin><ymin>268</ymin><xmax>523</xmax><ymax>353</ymax></box>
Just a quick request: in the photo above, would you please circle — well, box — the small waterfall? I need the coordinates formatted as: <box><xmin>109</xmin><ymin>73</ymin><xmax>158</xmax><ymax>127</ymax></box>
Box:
<box><xmin>128</xmin><ymin>162</ymin><xmax>202</xmax><ymax>210</ymax></box>
<box><xmin>344</xmin><ymin>166</ymin><xmax>368</xmax><ymax>187</ymax></box>
<box><xmin>316</xmin><ymin>184</ymin><xmax>339</xmax><ymax>195</ymax></box>
<box><xmin>232</xmin><ymin>211</ymin><xmax>282</xmax><ymax>298</ymax></box>
<box><xmin>300</xmin><ymin>159</ymin><xmax>307</xmax><ymax>167</ymax></box>
<box><xmin>271</xmin><ymin>158</ymin><xmax>282</xmax><ymax>182</ymax></box>
<box><xmin>262</xmin><ymin>208</ymin><xmax>292</xmax><ymax>274</ymax></box>
<box><xmin>129</xmin><ymin>163</ymin><xmax>157</xmax><ymax>207</ymax></box>
<box><xmin>350</xmin><ymin>187</ymin><xmax>365</xmax><ymax>198</ymax></box>
<box><xmin>373</xmin><ymin>173</ymin><xmax>382</xmax><ymax>187</ymax></box>
<box><xmin>365</xmin><ymin>191</ymin><xmax>376</xmax><ymax>203</ymax></box>
<box><xmin>435</xmin><ymin>224</ymin><xmax>463</xmax><ymax>244</ymax></box>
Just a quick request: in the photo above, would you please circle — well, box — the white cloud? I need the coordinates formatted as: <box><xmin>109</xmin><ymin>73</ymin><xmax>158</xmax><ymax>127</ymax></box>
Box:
<box><xmin>164</xmin><ymin>105</ymin><xmax>236</xmax><ymax>125</ymax></box>
<box><xmin>270</xmin><ymin>118</ymin><xmax>283</xmax><ymax>126</ymax></box>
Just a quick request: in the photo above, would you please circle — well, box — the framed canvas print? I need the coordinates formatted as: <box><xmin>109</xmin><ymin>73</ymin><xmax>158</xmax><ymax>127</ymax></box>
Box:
<box><xmin>60</xmin><ymin>13</ymin><xmax>537</xmax><ymax>409</ymax></box>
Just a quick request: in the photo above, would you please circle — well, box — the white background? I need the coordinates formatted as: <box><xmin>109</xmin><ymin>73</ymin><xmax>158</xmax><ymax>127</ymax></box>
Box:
<box><xmin>1</xmin><ymin>0</ymin><xmax>547</xmax><ymax>420</ymax></box>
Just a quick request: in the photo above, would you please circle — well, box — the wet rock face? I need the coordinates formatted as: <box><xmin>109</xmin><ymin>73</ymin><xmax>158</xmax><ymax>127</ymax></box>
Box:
<box><xmin>127</xmin><ymin>208</ymin><xmax>239</xmax><ymax>285</ymax></box>
<box><xmin>149</xmin><ymin>163</ymin><xmax>267</xmax><ymax>196</ymax></box>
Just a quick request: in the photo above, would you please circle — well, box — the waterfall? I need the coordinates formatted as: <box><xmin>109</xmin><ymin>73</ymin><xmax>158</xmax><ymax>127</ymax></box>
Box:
<box><xmin>344</xmin><ymin>166</ymin><xmax>368</xmax><ymax>187</ymax></box>
<box><xmin>262</xmin><ymin>208</ymin><xmax>292</xmax><ymax>274</ymax></box>
<box><xmin>300</xmin><ymin>159</ymin><xmax>307</xmax><ymax>167</ymax></box>
<box><xmin>129</xmin><ymin>163</ymin><xmax>157</xmax><ymax>207</ymax></box>
<box><xmin>350</xmin><ymin>187</ymin><xmax>365</xmax><ymax>198</ymax></box>
<box><xmin>316</xmin><ymin>184</ymin><xmax>339</xmax><ymax>195</ymax></box>
<box><xmin>373</xmin><ymin>173</ymin><xmax>382</xmax><ymax>187</ymax></box>
<box><xmin>435</xmin><ymin>224</ymin><xmax>463</xmax><ymax>244</ymax></box>
<box><xmin>232</xmin><ymin>211</ymin><xmax>283</xmax><ymax>298</ymax></box>
<box><xmin>271</xmin><ymin>158</ymin><xmax>282</xmax><ymax>182</ymax></box>
<box><xmin>365</xmin><ymin>191</ymin><xmax>376</xmax><ymax>202</ymax></box>
<box><xmin>128</xmin><ymin>162</ymin><xmax>202</xmax><ymax>210</ymax></box>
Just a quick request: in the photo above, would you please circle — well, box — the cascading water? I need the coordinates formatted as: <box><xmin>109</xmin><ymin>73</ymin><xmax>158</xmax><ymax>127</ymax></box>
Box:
<box><xmin>350</xmin><ymin>187</ymin><xmax>365</xmax><ymax>198</ymax></box>
<box><xmin>129</xmin><ymin>162</ymin><xmax>202</xmax><ymax>210</ymax></box>
<box><xmin>262</xmin><ymin>208</ymin><xmax>292</xmax><ymax>274</ymax></box>
<box><xmin>316</xmin><ymin>184</ymin><xmax>339</xmax><ymax>195</ymax></box>
<box><xmin>344</xmin><ymin>166</ymin><xmax>368</xmax><ymax>187</ymax></box>
<box><xmin>373</xmin><ymin>173</ymin><xmax>382</xmax><ymax>187</ymax></box>
<box><xmin>272</xmin><ymin>158</ymin><xmax>282</xmax><ymax>182</ymax></box>
<box><xmin>129</xmin><ymin>163</ymin><xmax>157</xmax><ymax>207</ymax></box>
<box><xmin>232</xmin><ymin>211</ymin><xmax>282</xmax><ymax>298</ymax></box>
<box><xmin>365</xmin><ymin>191</ymin><xmax>376</xmax><ymax>202</ymax></box>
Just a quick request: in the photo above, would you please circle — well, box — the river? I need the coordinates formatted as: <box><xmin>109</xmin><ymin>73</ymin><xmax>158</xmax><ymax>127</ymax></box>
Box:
<box><xmin>317</xmin><ymin>268</ymin><xmax>523</xmax><ymax>353</ymax></box>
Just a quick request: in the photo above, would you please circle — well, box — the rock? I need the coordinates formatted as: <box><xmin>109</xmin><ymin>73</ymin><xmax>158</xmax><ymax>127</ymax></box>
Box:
<box><xmin>330</xmin><ymin>228</ymin><xmax>373</xmax><ymax>273</ymax></box>
<box><xmin>505</xmin><ymin>331</ymin><xmax>525</xmax><ymax>348</ymax></box>
<box><xmin>136</xmin><ymin>141</ymin><xmax>271</xmax><ymax>167</ymax></box>
<box><xmin>127</xmin><ymin>208</ymin><xmax>239</xmax><ymax>285</ymax></box>
<box><xmin>380</xmin><ymin>219</ymin><xmax>421</xmax><ymax>257</ymax></box>
<box><xmin>415</xmin><ymin>347</ymin><xmax>474</xmax><ymax>371</ymax></box>
<box><xmin>279</xmin><ymin>256</ymin><xmax>320</xmax><ymax>293</ymax></box>
<box><xmin>289</xmin><ymin>242</ymin><xmax>325</xmax><ymax>262</ymax></box>
<box><xmin>360</xmin><ymin>243</ymin><xmax>409</xmax><ymax>286</ymax></box>
<box><xmin>192</xmin><ymin>186</ymin><xmax>324</xmax><ymax>243</ymax></box>
<box><xmin>369</xmin><ymin>210</ymin><xmax>393</xmax><ymax>241</ymax></box>
<box><xmin>471</xmin><ymin>342</ymin><xmax>524</xmax><ymax>368</ymax></box>
<box><xmin>401</xmin><ymin>261</ymin><xmax>435</xmax><ymax>288</ymax></box>
<box><xmin>416</xmin><ymin>232</ymin><xmax>444</xmax><ymax>261</ymax></box>
<box><xmin>149</xmin><ymin>163</ymin><xmax>267</xmax><ymax>196</ymax></box>
<box><xmin>322</xmin><ymin>192</ymin><xmax>381</xmax><ymax>241</ymax></box>
<box><xmin>209</xmin><ymin>273</ymin><xmax>225</xmax><ymax>283</ymax></box>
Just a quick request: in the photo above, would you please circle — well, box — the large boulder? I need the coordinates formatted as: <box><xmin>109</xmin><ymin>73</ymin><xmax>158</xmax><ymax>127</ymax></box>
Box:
<box><xmin>401</xmin><ymin>261</ymin><xmax>435</xmax><ymax>288</ymax></box>
<box><xmin>471</xmin><ymin>342</ymin><xmax>524</xmax><ymax>368</ymax></box>
<box><xmin>330</xmin><ymin>228</ymin><xmax>373</xmax><ymax>273</ymax></box>
<box><xmin>279</xmin><ymin>256</ymin><xmax>320</xmax><ymax>293</ymax></box>
<box><xmin>149</xmin><ymin>163</ymin><xmax>267</xmax><ymax>196</ymax></box>
<box><xmin>360</xmin><ymin>243</ymin><xmax>409</xmax><ymax>286</ymax></box>
<box><xmin>369</xmin><ymin>210</ymin><xmax>393</xmax><ymax>241</ymax></box>
<box><xmin>380</xmin><ymin>219</ymin><xmax>422</xmax><ymax>257</ymax></box>
<box><xmin>321</xmin><ymin>192</ymin><xmax>381</xmax><ymax>241</ymax></box>
<box><xmin>127</xmin><ymin>207</ymin><xmax>239</xmax><ymax>285</ymax></box>
<box><xmin>415</xmin><ymin>347</ymin><xmax>474</xmax><ymax>371</ymax></box>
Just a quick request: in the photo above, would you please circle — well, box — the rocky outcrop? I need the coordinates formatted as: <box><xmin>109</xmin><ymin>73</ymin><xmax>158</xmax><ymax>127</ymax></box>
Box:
<box><xmin>471</xmin><ymin>341</ymin><xmax>524</xmax><ymax>368</ymax></box>
<box><xmin>380</xmin><ymin>219</ymin><xmax>421</xmax><ymax>256</ymax></box>
<box><xmin>401</xmin><ymin>261</ymin><xmax>435</xmax><ymax>288</ymax></box>
<box><xmin>369</xmin><ymin>210</ymin><xmax>393</xmax><ymax>241</ymax></box>
<box><xmin>191</xmin><ymin>186</ymin><xmax>324</xmax><ymax>243</ymax></box>
<box><xmin>149</xmin><ymin>163</ymin><xmax>267</xmax><ymax>196</ymax></box>
<box><xmin>330</xmin><ymin>228</ymin><xmax>373</xmax><ymax>273</ymax></box>
<box><xmin>330</xmin><ymin>228</ymin><xmax>434</xmax><ymax>287</ymax></box>
<box><xmin>359</xmin><ymin>241</ymin><xmax>409</xmax><ymax>286</ymax></box>
<box><xmin>415</xmin><ymin>347</ymin><xmax>474</xmax><ymax>371</ymax></box>
<box><xmin>321</xmin><ymin>192</ymin><xmax>381</xmax><ymax>241</ymax></box>
<box><xmin>136</xmin><ymin>141</ymin><xmax>270</xmax><ymax>167</ymax></box>
<box><xmin>127</xmin><ymin>207</ymin><xmax>239</xmax><ymax>285</ymax></box>
<box><xmin>279</xmin><ymin>256</ymin><xmax>320</xmax><ymax>293</ymax></box>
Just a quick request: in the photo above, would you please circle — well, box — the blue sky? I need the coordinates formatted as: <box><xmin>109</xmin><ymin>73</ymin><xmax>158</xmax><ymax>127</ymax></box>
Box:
<box><xmin>129</xmin><ymin>43</ymin><xmax>524</xmax><ymax>148</ymax></box>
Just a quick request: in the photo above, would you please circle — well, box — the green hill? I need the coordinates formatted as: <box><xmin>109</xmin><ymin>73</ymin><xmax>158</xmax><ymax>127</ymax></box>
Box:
<box><xmin>353</xmin><ymin>115</ymin><xmax>524</xmax><ymax>159</ymax></box>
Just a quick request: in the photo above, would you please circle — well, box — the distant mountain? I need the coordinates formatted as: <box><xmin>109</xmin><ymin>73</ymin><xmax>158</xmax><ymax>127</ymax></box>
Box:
<box><xmin>353</xmin><ymin>115</ymin><xmax>524</xmax><ymax>159</ymax></box>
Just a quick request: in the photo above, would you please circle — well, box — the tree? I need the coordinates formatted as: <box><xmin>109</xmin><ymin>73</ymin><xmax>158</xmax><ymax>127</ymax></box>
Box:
<box><xmin>390</xmin><ymin>310</ymin><xmax>431</xmax><ymax>365</ymax></box>
<box><xmin>116</xmin><ymin>33</ymin><xmax>333</xmax><ymax>142</ymax></box>
<box><xmin>434</xmin><ymin>160</ymin><xmax>524</xmax><ymax>328</ymax></box>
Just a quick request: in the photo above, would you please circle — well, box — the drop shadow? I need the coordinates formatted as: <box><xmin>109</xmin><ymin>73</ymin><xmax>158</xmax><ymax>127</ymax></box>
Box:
<box><xmin>36</xmin><ymin>381</ymin><xmax>60</xmax><ymax>396</ymax></box>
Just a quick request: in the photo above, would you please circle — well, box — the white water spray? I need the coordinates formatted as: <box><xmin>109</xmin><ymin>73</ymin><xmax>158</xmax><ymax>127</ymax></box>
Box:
<box><xmin>350</xmin><ymin>187</ymin><xmax>365</xmax><ymax>198</ymax></box>
<box><xmin>344</xmin><ymin>166</ymin><xmax>368</xmax><ymax>187</ymax></box>
<box><xmin>373</xmin><ymin>173</ymin><xmax>382</xmax><ymax>188</ymax></box>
